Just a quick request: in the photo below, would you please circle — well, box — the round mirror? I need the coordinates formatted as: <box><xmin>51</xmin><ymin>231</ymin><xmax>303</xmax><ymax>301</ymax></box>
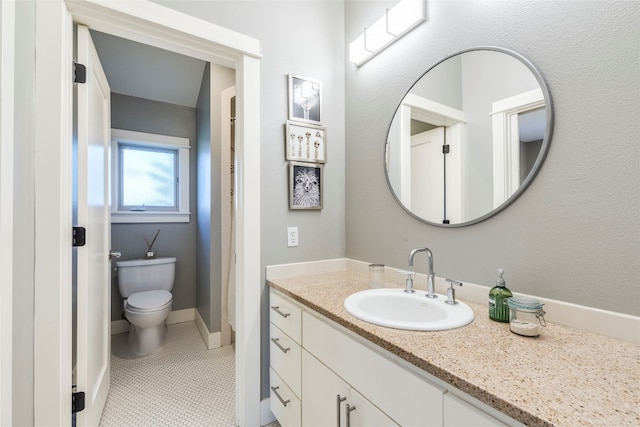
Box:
<box><xmin>385</xmin><ymin>47</ymin><xmax>553</xmax><ymax>227</ymax></box>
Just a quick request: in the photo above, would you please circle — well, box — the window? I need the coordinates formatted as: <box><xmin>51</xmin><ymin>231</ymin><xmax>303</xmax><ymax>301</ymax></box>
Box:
<box><xmin>111</xmin><ymin>129</ymin><xmax>190</xmax><ymax>223</ymax></box>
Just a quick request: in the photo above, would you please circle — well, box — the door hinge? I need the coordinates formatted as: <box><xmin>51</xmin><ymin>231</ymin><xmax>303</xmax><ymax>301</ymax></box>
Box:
<box><xmin>73</xmin><ymin>62</ymin><xmax>86</xmax><ymax>84</ymax></box>
<box><xmin>72</xmin><ymin>391</ymin><xmax>85</xmax><ymax>414</ymax></box>
<box><xmin>72</xmin><ymin>226</ymin><xmax>86</xmax><ymax>247</ymax></box>
<box><xmin>442</xmin><ymin>144</ymin><xmax>450</xmax><ymax>154</ymax></box>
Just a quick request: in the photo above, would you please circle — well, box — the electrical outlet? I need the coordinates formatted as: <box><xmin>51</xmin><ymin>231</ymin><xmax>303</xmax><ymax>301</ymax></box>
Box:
<box><xmin>287</xmin><ymin>227</ymin><xmax>299</xmax><ymax>247</ymax></box>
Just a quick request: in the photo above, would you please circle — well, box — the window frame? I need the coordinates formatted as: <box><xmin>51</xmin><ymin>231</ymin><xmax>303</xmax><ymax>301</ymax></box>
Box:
<box><xmin>111</xmin><ymin>128</ymin><xmax>190</xmax><ymax>223</ymax></box>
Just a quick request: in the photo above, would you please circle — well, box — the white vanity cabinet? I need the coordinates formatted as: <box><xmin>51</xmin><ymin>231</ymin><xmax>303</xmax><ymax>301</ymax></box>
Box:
<box><xmin>269</xmin><ymin>291</ymin><xmax>303</xmax><ymax>427</ymax></box>
<box><xmin>269</xmin><ymin>289</ymin><xmax>519</xmax><ymax>427</ymax></box>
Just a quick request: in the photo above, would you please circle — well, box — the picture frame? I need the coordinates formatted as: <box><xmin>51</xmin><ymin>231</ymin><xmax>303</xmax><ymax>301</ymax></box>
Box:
<box><xmin>288</xmin><ymin>74</ymin><xmax>322</xmax><ymax>124</ymax></box>
<box><xmin>285</xmin><ymin>120</ymin><xmax>327</xmax><ymax>163</ymax></box>
<box><xmin>289</xmin><ymin>161</ymin><xmax>323</xmax><ymax>210</ymax></box>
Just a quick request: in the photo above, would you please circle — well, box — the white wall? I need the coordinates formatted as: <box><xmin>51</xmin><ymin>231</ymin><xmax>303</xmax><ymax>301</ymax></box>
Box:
<box><xmin>345</xmin><ymin>0</ymin><xmax>640</xmax><ymax>316</ymax></box>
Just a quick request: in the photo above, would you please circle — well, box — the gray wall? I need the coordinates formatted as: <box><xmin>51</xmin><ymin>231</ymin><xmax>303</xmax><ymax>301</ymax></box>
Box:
<box><xmin>411</xmin><ymin>54</ymin><xmax>462</xmax><ymax>110</ymax></box>
<box><xmin>345</xmin><ymin>1</ymin><xmax>639</xmax><ymax>316</ymax></box>
<box><xmin>196</xmin><ymin>64</ymin><xmax>212</xmax><ymax>329</ymax></box>
<box><xmin>156</xmin><ymin>0</ymin><xmax>347</xmax><ymax>399</ymax></box>
<box><xmin>110</xmin><ymin>93</ymin><xmax>198</xmax><ymax>321</ymax></box>
<box><xmin>196</xmin><ymin>63</ymin><xmax>235</xmax><ymax>332</ymax></box>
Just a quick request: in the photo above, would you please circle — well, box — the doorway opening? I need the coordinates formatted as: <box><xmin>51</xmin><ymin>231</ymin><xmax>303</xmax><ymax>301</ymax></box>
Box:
<box><xmin>73</xmin><ymin>27</ymin><xmax>238</xmax><ymax>423</ymax></box>
<box><xmin>33</xmin><ymin>2</ymin><xmax>261</xmax><ymax>425</ymax></box>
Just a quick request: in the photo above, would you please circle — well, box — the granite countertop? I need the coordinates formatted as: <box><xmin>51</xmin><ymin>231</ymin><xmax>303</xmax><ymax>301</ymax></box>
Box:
<box><xmin>268</xmin><ymin>271</ymin><xmax>640</xmax><ymax>427</ymax></box>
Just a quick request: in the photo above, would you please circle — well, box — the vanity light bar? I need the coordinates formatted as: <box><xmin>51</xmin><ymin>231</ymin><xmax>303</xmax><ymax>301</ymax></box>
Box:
<box><xmin>349</xmin><ymin>0</ymin><xmax>426</xmax><ymax>67</ymax></box>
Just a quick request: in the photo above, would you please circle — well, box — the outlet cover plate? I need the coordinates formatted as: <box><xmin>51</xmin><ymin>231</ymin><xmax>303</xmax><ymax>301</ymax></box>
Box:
<box><xmin>287</xmin><ymin>227</ymin><xmax>298</xmax><ymax>247</ymax></box>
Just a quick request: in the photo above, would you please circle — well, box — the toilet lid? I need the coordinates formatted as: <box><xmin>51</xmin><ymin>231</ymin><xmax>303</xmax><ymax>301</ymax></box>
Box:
<box><xmin>127</xmin><ymin>290</ymin><xmax>172</xmax><ymax>310</ymax></box>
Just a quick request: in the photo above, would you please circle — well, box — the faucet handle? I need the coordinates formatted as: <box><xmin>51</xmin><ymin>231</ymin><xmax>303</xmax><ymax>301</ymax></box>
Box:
<box><xmin>398</xmin><ymin>270</ymin><xmax>415</xmax><ymax>293</ymax></box>
<box><xmin>445</xmin><ymin>278</ymin><xmax>463</xmax><ymax>305</ymax></box>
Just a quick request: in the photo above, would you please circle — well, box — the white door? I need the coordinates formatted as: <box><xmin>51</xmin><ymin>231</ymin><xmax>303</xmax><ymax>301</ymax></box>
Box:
<box><xmin>410</xmin><ymin>127</ymin><xmax>444</xmax><ymax>221</ymax></box>
<box><xmin>75</xmin><ymin>24</ymin><xmax>111</xmax><ymax>426</ymax></box>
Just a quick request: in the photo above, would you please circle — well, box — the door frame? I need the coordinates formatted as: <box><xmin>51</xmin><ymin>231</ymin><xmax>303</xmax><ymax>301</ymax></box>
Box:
<box><xmin>33</xmin><ymin>1</ymin><xmax>262</xmax><ymax>425</ymax></box>
<box><xmin>491</xmin><ymin>88</ymin><xmax>544</xmax><ymax>207</ymax></box>
<box><xmin>0</xmin><ymin>0</ymin><xmax>15</xmax><ymax>424</ymax></box>
<box><xmin>220</xmin><ymin>85</ymin><xmax>235</xmax><ymax>347</ymax></box>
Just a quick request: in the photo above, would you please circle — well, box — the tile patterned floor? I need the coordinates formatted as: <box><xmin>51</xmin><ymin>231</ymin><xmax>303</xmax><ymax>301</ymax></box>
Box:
<box><xmin>100</xmin><ymin>322</ymin><xmax>236</xmax><ymax>427</ymax></box>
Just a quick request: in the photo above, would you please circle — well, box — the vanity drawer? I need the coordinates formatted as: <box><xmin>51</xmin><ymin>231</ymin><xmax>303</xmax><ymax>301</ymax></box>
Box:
<box><xmin>270</xmin><ymin>322</ymin><xmax>301</xmax><ymax>398</ymax></box>
<box><xmin>270</xmin><ymin>367</ymin><xmax>301</xmax><ymax>427</ymax></box>
<box><xmin>269</xmin><ymin>290</ymin><xmax>302</xmax><ymax>344</ymax></box>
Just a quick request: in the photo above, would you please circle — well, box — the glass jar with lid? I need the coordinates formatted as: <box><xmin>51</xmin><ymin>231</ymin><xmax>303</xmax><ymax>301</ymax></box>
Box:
<box><xmin>506</xmin><ymin>296</ymin><xmax>546</xmax><ymax>337</ymax></box>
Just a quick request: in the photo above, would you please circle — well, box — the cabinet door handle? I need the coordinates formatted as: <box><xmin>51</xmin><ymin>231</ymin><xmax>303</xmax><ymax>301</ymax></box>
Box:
<box><xmin>271</xmin><ymin>386</ymin><xmax>290</xmax><ymax>407</ymax></box>
<box><xmin>336</xmin><ymin>394</ymin><xmax>346</xmax><ymax>427</ymax></box>
<box><xmin>270</xmin><ymin>337</ymin><xmax>290</xmax><ymax>353</ymax></box>
<box><xmin>346</xmin><ymin>403</ymin><xmax>356</xmax><ymax>427</ymax></box>
<box><xmin>270</xmin><ymin>305</ymin><xmax>291</xmax><ymax>318</ymax></box>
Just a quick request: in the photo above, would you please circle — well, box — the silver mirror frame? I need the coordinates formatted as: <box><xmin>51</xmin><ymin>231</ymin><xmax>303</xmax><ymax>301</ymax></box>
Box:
<box><xmin>384</xmin><ymin>46</ymin><xmax>554</xmax><ymax>227</ymax></box>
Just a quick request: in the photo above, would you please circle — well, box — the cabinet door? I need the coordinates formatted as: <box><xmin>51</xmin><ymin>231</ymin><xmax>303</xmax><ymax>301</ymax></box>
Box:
<box><xmin>302</xmin><ymin>349</ymin><xmax>350</xmax><ymax>427</ymax></box>
<box><xmin>303</xmin><ymin>311</ymin><xmax>444</xmax><ymax>426</ymax></box>
<box><xmin>302</xmin><ymin>350</ymin><xmax>398</xmax><ymax>427</ymax></box>
<box><xmin>346</xmin><ymin>386</ymin><xmax>398</xmax><ymax>427</ymax></box>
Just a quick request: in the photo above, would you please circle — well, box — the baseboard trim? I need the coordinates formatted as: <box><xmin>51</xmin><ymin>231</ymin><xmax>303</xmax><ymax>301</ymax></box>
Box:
<box><xmin>167</xmin><ymin>308</ymin><xmax>195</xmax><ymax>324</ymax></box>
<box><xmin>195</xmin><ymin>308</ymin><xmax>222</xmax><ymax>349</ymax></box>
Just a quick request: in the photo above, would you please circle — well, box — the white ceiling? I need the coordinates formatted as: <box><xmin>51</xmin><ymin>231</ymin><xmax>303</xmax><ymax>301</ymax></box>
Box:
<box><xmin>90</xmin><ymin>30</ymin><xmax>207</xmax><ymax>108</ymax></box>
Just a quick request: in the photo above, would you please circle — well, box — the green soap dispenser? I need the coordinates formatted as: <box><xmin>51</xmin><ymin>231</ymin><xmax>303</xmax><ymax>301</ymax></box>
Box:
<box><xmin>489</xmin><ymin>269</ymin><xmax>512</xmax><ymax>322</ymax></box>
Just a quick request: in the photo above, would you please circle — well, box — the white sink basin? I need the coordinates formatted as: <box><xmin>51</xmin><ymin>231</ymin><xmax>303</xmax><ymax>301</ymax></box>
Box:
<box><xmin>344</xmin><ymin>288</ymin><xmax>474</xmax><ymax>331</ymax></box>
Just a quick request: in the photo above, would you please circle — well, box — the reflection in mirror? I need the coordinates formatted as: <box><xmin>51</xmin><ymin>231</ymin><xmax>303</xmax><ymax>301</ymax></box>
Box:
<box><xmin>385</xmin><ymin>47</ymin><xmax>553</xmax><ymax>226</ymax></box>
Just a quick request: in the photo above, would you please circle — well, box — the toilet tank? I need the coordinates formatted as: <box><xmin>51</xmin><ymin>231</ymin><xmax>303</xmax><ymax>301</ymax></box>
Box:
<box><xmin>116</xmin><ymin>257</ymin><xmax>176</xmax><ymax>298</ymax></box>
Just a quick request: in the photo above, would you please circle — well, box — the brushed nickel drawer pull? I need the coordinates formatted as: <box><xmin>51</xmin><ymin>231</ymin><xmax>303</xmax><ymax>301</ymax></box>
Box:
<box><xmin>270</xmin><ymin>337</ymin><xmax>291</xmax><ymax>353</ymax></box>
<box><xmin>271</xmin><ymin>386</ymin><xmax>290</xmax><ymax>407</ymax></box>
<box><xmin>346</xmin><ymin>403</ymin><xmax>356</xmax><ymax>427</ymax></box>
<box><xmin>271</xmin><ymin>305</ymin><xmax>291</xmax><ymax>318</ymax></box>
<box><xmin>336</xmin><ymin>394</ymin><xmax>346</xmax><ymax>427</ymax></box>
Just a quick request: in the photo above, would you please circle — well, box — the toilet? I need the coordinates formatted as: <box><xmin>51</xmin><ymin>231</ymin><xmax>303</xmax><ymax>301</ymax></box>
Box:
<box><xmin>116</xmin><ymin>257</ymin><xmax>176</xmax><ymax>355</ymax></box>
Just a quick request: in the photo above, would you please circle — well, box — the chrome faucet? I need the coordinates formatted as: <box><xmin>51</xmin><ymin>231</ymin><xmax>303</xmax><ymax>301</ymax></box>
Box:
<box><xmin>408</xmin><ymin>247</ymin><xmax>437</xmax><ymax>298</ymax></box>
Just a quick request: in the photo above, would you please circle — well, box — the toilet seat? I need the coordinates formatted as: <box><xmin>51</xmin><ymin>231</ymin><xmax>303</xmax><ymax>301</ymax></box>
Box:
<box><xmin>126</xmin><ymin>290</ymin><xmax>172</xmax><ymax>313</ymax></box>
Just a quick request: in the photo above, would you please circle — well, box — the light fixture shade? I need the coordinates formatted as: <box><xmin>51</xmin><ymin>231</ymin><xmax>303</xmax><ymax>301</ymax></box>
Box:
<box><xmin>349</xmin><ymin>33</ymin><xmax>369</xmax><ymax>64</ymax></box>
<box><xmin>388</xmin><ymin>0</ymin><xmax>425</xmax><ymax>35</ymax></box>
<box><xmin>349</xmin><ymin>0</ymin><xmax>425</xmax><ymax>67</ymax></box>
<box><xmin>365</xmin><ymin>13</ymin><xmax>395</xmax><ymax>52</ymax></box>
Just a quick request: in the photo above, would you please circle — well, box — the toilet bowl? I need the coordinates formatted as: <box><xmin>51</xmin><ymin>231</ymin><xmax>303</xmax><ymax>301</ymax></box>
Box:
<box><xmin>116</xmin><ymin>257</ymin><xmax>176</xmax><ymax>355</ymax></box>
<box><xmin>124</xmin><ymin>289</ymin><xmax>173</xmax><ymax>354</ymax></box>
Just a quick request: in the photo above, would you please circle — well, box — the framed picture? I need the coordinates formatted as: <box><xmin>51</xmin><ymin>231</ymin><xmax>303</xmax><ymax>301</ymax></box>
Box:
<box><xmin>289</xmin><ymin>162</ymin><xmax>323</xmax><ymax>210</ymax></box>
<box><xmin>288</xmin><ymin>74</ymin><xmax>322</xmax><ymax>124</ymax></box>
<box><xmin>285</xmin><ymin>121</ymin><xmax>326</xmax><ymax>163</ymax></box>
